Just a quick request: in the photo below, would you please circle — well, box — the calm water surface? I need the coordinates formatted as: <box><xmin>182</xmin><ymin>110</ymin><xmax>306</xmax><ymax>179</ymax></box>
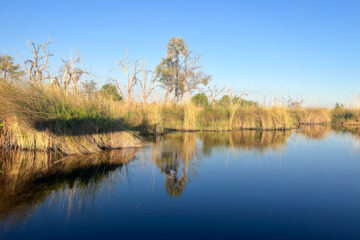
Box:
<box><xmin>1</xmin><ymin>126</ymin><xmax>360</xmax><ymax>239</ymax></box>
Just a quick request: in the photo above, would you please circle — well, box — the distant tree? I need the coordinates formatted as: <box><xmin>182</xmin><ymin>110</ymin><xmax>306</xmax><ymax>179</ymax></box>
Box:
<box><xmin>282</xmin><ymin>96</ymin><xmax>304</xmax><ymax>109</ymax></box>
<box><xmin>218</xmin><ymin>94</ymin><xmax>256</xmax><ymax>107</ymax></box>
<box><xmin>191</xmin><ymin>93</ymin><xmax>208</xmax><ymax>107</ymax></box>
<box><xmin>81</xmin><ymin>80</ymin><xmax>97</xmax><ymax>98</ymax></box>
<box><xmin>156</xmin><ymin>57</ymin><xmax>176</xmax><ymax>103</ymax></box>
<box><xmin>100</xmin><ymin>83</ymin><xmax>122</xmax><ymax>101</ymax></box>
<box><xmin>22</xmin><ymin>37</ymin><xmax>52</xmax><ymax>85</ymax></box>
<box><xmin>167</xmin><ymin>37</ymin><xmax>188</xmax><ymax>102</ymax></box>
<box><xmin>179</xmin><ymin>51</ymin><xmax>211</xmax><ymax>100</ymax></box>
<box><xmin>207</xmin><ymin>84</ymin><xmax>226</xmax><ymax>106</ymax></box>
<box><xmin>156</xmin><ymin>37</ymin><xmax>210</xmax><ymax>103</ymax></box>
<box><xmin>0</xmin><ymin>55</ymin><xmax>24</xmax><ymax>81</ymax></box>
<box><xmin>115</xmin><ymin>51</ymin><xmax>140</xmax><ymax>102</ymax></box>
<box><xmin>58</xmin><ymin>50</ymin><xmax>88</xmax><ymax>94</ymax></box>
<box><xmin>218</xmin><ymin>95</ymin><xmax>231</xmax><ymax>107</ymax></box>
<box><xmin>139</xmin><ymin>60</ymin><xmax>157</xmax><ymax>103</ymax></box>
<box><xmin>335</xmin><ymin>102</ymin><xmax>344</xmax><ymax>109</ymax></box>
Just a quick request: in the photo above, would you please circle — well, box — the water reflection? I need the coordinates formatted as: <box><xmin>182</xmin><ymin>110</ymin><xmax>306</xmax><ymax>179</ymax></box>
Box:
<box><xmin>0</xmin><ymin>149</ymin><xmax>138</xmax><ymax>228</ymax></box>
<box><xmin>151</xmin><ymin>133</ymin><xmax>201</xmax><ymax>197</ymax></box>
<box><xmin>2</xmin><ymin>126</ymin><xmax>360</xmax><ymax>232</ymax></box>
<box><xmin>333</xmin><ymin>125</ymin><xmax>360</xmax><ymax>138</ymax></box>
<box><xmin>198</xmin><ymin>130</ymin><xmax>291</xmax><ymax>154</ymax></box>
<box><xmin>298</xmin><ymin>125</ymin><xmax>331</xmax><ymax>139</ymax></box>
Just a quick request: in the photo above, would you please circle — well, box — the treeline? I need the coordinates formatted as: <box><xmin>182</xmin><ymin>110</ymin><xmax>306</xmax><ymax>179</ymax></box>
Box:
<box><xmin>0</xmin><ymin>36</ymin><xmax>360</xmax><ymax>154</ymax></box>
<box><xmin>0</xmin><ymin>37</ymin><xmax>262</xmax><ymax>107</ymax></box>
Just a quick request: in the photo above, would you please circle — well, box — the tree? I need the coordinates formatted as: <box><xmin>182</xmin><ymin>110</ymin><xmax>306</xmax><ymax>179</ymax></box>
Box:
<box><xmin>156</xmin><ymin>57</ymin><xmax>176</xmax><ymax>103</ymax></box>
<box><xmin>139</xmin><ymin>60</ymin><xmax>157</xmax><ymax>103</ymax></box>
<box><xmin>100</xmin><ymin>83</ymin><xmax>122</xmax><ymax>101</ymax></box>
<box><xmin>179</xmin><ymin>51</ymin><xmax>211</xmax><ymax>101</ymax></box>
<box><xmin>57</xmin><ymin>50</ymin><xmax>88</xmax><ymax>95</ymax></box>
<box><xmin>156</xmin><ymin>37</ymin><xmax>211</xmax><ymax>103</ymax></box>
<box><xmin>81</xmin><ymin>80</ymin><xmax>97</xmax><ymax>98</ymax></box>
<box><xmin>207</xmin><ymin>84</ymin><xmax>226</xmax><ymax>106</ymax></box>
<box><xmin>191</xmin><ymin>93</ymin><xmax>208</xmax><ymax>107</ymax></box>
<box><xmin>335</xmin><ymin>102</ymin><xmax>344</xmax><ymax>109</ymax></box>
<box><xmin>167</xmin><ymin>37</ymin><xmax>188</xmax><ymax>103</ymax></box>
<box><xmin>22</xmin><ymin>37</ymin><xmax>52</xmax><ymax>85</ymax></box>
<box><xmin>282</xmin><ymin>96</ymin><xmax>304</xmax><ymax>109</ymax></box>
<box><xmin>0</xmin><ymin>55</ymin><xmax>24</xmax><ymax>81</ymax></box>
<box><xmin>114</xmin><ymin>50</ymin><xmax>140</xmax><ymax>102</ymax></box>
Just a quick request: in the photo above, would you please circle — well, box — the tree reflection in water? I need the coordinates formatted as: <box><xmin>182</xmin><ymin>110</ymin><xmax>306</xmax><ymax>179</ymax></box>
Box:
<box><xmin>150</xmin><ymin>130</ymin><xmax>293</xmax><ymax>197</ymax></box>
<box><xmin>151</xmin><ymin>132</ymin><xmax>201</xmax><ymax>197</ymax></box>
<box><xmin>3</xmin><ymin>128</ymin><xmax>358</xmax><ymax>229</ymax></box>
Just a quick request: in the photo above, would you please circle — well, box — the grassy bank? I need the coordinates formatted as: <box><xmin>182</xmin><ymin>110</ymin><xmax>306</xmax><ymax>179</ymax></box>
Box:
<box><xmin>0</xmin><ymin>82</ymin><xmax>143</xmax><ymax>154</ymax></box>
<box><xmin>0</xmin><ymin>81</ymin><xmax>360</xmax><ymax>154</ymax></box>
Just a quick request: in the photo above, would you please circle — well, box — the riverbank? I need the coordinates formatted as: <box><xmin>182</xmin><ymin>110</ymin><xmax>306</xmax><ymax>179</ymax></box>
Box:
<box><xmin>0</xmin><ymin>81</ymin><xmax>359</xmax><ymax>154</ymax></box>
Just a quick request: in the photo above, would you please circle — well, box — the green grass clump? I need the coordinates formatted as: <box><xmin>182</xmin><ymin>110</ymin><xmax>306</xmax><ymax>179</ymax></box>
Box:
<box><xmin>331</xmin><ymin>108</ymin><xmax>360</xmax><ymax>125</ymax></box>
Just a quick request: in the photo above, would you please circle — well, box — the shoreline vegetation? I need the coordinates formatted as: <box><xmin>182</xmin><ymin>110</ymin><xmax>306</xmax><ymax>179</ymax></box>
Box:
<box><xmin>0</xmin><ymin>37</ymin><xmax>359</xmax><ymax>154</ymax></box>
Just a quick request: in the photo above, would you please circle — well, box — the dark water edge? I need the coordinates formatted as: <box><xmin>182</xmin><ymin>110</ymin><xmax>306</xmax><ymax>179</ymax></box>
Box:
<box><xmin>1</xmin><ymin>126</ymin><xmax>360</xmax><ymax>239</ymax></box>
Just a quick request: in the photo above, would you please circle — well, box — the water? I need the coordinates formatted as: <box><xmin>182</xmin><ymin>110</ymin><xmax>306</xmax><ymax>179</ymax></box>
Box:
<box><xmin>1</xmin><ymin>126</ymin><xmax>360</xmax><ymax>239</ymax></box>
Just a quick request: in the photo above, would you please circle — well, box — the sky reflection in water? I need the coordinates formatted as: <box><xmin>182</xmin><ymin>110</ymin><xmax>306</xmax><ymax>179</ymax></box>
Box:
<box><xmin>1</xmin><ymin>126</ymin><xmax>360</xmax><ymax>240</ymax></box>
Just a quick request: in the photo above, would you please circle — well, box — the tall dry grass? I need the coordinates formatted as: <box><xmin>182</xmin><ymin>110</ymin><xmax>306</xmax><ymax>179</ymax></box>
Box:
<box><xmin>0</xmin><ymin>81</ymin><xmax>143</xmax><ymax>154</ymax></box>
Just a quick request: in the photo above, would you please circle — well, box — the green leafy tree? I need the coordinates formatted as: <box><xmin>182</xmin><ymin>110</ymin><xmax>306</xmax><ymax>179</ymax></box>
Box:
<box><xmin>167</xmin><ymin>37</ymin><xmax>188</xmax><ymax>102</ymax></box>
<box><xmin>156</xmin><ymin>37</ymin><xmax>211</xmax><ymax>103</ymax></box>
<box><xmin>100</xmin><ymin>83</ymin><xmax>122</xmax><ymax>101</ymax></box>
<box><xmin>218</xmin><ymin>95</ymin><xmax>257</xmax><ymax>107</ymax></box>
<box><xmin>156</xmin><ymin>58</ymin><xmax>176</xmax><ymax>102</ymax></box>
<box><xmin>191</xmin><ymin>93</ymin><xmax>209</xmax><ymax>107</ymax></box>
<box><xmin>335</xmin><ymin>102</ymin><xmax>344</xmax><ymax>109</ymax></box>
<box><xmin>0</xmin><ymin>55</ymin><xmax>24</xmax><ymax>81</ymax></box>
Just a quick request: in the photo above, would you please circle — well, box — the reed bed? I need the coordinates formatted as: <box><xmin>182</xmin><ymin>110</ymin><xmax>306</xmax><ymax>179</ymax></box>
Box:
<box><xmin>1</xmin><ymin>80</ymin><xmax>360</xmax><ymax>153</ymax></box>
<box><xmin>0</xmin><ymin>82</ymin><xmax>143</xmax><ymax>154</ymax></box>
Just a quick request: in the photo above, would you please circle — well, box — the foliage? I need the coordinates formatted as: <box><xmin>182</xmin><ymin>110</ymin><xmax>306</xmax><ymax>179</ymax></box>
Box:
<box><xmin>0</xmin><ymin>55</ymin><xmax>24</xmax><ymax>81</ymax></box>
<box><xmin>217</xmin><ymin>95</ymin><xmax>258</xmax><ymax>107</ymax></box>
<box><xmin>100</xmin><ymin>83</ymin><xmax>122</xmax><ymax>101</ymax></box>
<box><xmin>331</xmin><ymin>108</ymin><xmax>359</xmax><ymax>125</ymax></box>
<box><xmin>191</xmin><ymin>93</ymin><xmax>208</xmax><ymax>107</ymax></box>
<box><xmin>335</xmin><ymin>102</ymin><xmax>344</xmax><ymax>109</ymax></box>
<box><xmin>156</xmin><ymin>37</ymin><xmax>211</xmax><ymax>102</ymax></box>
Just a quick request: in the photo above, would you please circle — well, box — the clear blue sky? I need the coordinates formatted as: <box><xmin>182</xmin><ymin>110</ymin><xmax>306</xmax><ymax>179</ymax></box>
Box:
<box><xmin>1</xmin><ymin>0</ymin><xmax>359</xmax><ymax>106</ymax></box>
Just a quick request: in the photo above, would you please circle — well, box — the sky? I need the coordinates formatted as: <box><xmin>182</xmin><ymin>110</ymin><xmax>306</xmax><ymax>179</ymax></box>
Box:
<box><xmin>1</xmin><ymin>0</ymin><xmax>359</xmax><ymax>106</ymax></box>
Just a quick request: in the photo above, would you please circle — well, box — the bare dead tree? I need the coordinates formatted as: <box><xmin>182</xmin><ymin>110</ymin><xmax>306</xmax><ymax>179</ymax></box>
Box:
<box><xmin>61</xmin><ymin>58</ymin><xmax>79</xmax><ymax>93</ymax></box>
<box><xmin>115</xmin><ymin>51</ymin><xmax>140</xmax><ymax>102</ymax></box>
<box><xmin>22</xmin><ymin>37</ymin><xmax>52</xmax><ymax>85</ymax></box>
<box><xmin>72</xmin><ymin>68</ymin><xmax>88</xmax><ymax>95</ymax></box>
<box><xmin>207</xmin><ymin>84</ymin><xmax>226</xmax><ymax>106</ymax></box>
<box><xmin>180</xmin><ymin>52</ymin><xmax>211</xmax><ymax>102</ymax></box>
<box><xmin>59</xmin><ymin>50</ymin><xmax>88</xmax><ymax>94</ymax></box>
<box><xmin>139</xmin><ymin>61</ymin><xmax>157</xmax><ymax>104</ymax></box>
<box><xmin>81</xmin><ymin>80</ymin><xmax>97</xmax><ymax>98</ymax></box>
<box><xmin>160</xmin><ymin>83</ymin><xmax>175</xmax><ymax>104</ymax></box>
<box><xmin>282</xmin><ymin>96</ymin><xmax>304</xmax><ymax>109</ymax></box>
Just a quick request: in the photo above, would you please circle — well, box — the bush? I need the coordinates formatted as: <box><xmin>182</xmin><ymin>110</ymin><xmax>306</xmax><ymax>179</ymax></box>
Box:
<box><xmin>100</xmin><ymin>83</ymin><xmax>122</xmax><ymax>101</ymax></box>
<box><xmin>191</xmin><ymin>93</ymin><xmax>208</xmax><ymax>107</ymax></box>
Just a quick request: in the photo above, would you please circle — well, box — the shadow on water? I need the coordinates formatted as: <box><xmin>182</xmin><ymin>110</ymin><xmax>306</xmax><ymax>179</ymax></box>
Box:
<box><xmin>0</xmin><ymin>149</ymin><xmax>138</xmax><ymax>228</ymax></box>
